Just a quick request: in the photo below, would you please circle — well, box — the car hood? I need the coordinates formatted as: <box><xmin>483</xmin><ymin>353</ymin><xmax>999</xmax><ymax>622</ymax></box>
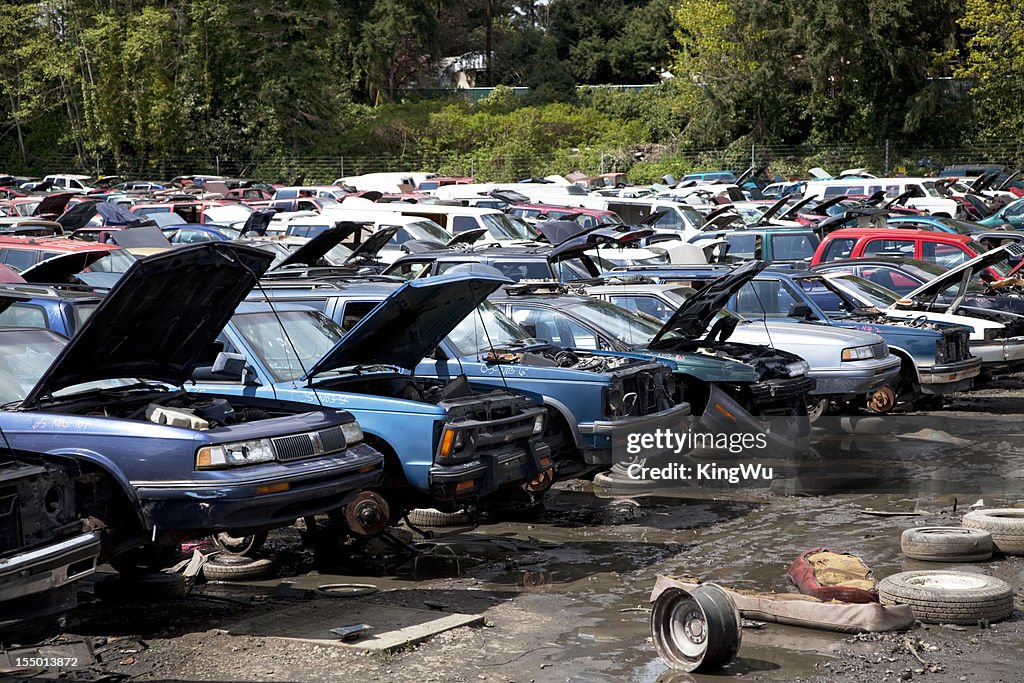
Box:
<box><xmin>19</xmin><ymin>251</ymin><xmax>109</xmax><ymax>284</ymax></box>
<box><xmin>649</xmin><ymin>260</ymin><xmax>767</xmax><ymax>344</ymax></box>
<box><xmin>22</xmin><ymin>242</ymin><xmax>273</xmax><ymax>407</ymax></box>
<box><xmin>732</xmin><ymin>320</ymin><xmax>883</xmax><ymax>349</ymax></box>
<box><xmin>32</xmin><ymin>192</ymin><xmax>75</xmax><ymax>218</ymax></box>
<box><xmin>109</xmin><ymin>225</ymin><xmax>172</xmax><ymax>249</ymax></box>
<box><xmin>345</xmin><ymin>226</ymin><xmax>401</xmax><ymax>264</ymax></box>
<box><xmin>305</xmin><ymin>271</ymin><xmax>511</xmax><ymax>378</ymax></box>
<box><xmin>899</xmin><ymin>243</ymin><xmax>1021</xmax><ymax>313</ymax></box>
<box><xmin>538</xmin><ymin>220</ymin><xmax>588</xmax><ymax>245</ymax></box>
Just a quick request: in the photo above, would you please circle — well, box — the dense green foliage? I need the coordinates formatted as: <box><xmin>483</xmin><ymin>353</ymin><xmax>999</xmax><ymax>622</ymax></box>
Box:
<box><xmin>0</xmin><ymin>0</ymin><xmax>1016</xmax><ymax>179</ymax></box>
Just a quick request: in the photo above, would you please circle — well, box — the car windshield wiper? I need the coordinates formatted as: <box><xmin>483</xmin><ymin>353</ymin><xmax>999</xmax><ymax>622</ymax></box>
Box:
<box><xmin>312</xmin><ymin>364</ymin><xmax>400</xmax><ymax>379</ymax></box>
<box><xmin>492</xmin><ymin>338</ymin><xmax>551</xmax><ymax>351</ymax></box>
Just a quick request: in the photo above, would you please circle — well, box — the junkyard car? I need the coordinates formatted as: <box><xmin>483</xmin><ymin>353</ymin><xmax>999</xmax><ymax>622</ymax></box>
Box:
<box><xmin>0</xmin><ymin>447</ymin><xmax>100</xmax><ymax>634</ymax></box>
<box><xmin>247</xmin><ymin>279</ymin><xmax>690</xmax><ymax>478</ymax></box>
<box><xmin>0</xmin><ymin>243</ymin><xmax>385</xmax><ymax>571</ymax></box>
<box><xmin>194</xmin><ymin>272</ymin><xmax>553</xmax><ymax>513</ymax></box>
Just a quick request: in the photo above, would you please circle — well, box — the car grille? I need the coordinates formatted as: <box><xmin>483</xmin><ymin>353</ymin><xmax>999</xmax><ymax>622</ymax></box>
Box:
<box><xmin>943</xmin><ymin>329</ymin><xmax>971</xmax><ymax>363</ymax></box>
<box><xmin>0</xmin><ymin>493</ymin><xmax>21</xmax><ymax>555</ymax></box>
<box><xmin>271</xmin><ymin>426</ymin><xmax>347</xmax><ymax>462</ymax></box>
<box><xmin>620</xmin><ymin>371</ymin><xmax>670</xmax><ymax>417</ymax></box>
<box><xmin>750</xmin><ymin>375</ymin><xmax>817</xmax><ymax>403</ymax></box>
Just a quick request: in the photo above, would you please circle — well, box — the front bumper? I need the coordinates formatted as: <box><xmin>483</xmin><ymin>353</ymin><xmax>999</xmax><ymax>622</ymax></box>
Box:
<box><xmin>134</xmin><ymin>442</ymin><xmax>384</xmax><ymax>532</ymax></box>
<box><xmin>917</xmin><ymin>356</ymin><xmax>983</xmax><ymax>395</ymax></box>
<box><xmin>580</xmin><ymin>403</ymin><xmax>691</xmax><ymax>465</ymax></box>
<box><xmin>808</xmin><ymin>356</ymin><xmax>901</xmax><ymax>399</ymax></box>
<box><xmin>429</xmin><ymin>441</ymin><xmax>552</xmax><ymax>500</ymax></box>
<box><xmin>0</xmin><ymin>532</ymin><xmax>99</xmax><ymax>604</ymax></box>
<box><xmin>969</xmin><ymin>337</ymin><xmax>1024</xmax><ymax>372</ymax></box>
<box><xmin>749</xmin><ymin>375</ymin><xmax>817</xmax><ymax>411</ymax></box>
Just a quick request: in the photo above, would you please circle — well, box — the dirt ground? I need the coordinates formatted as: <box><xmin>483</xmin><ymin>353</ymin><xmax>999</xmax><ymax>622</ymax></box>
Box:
<box><xmin>6</xmin><ymin>386</ymin><xmax>1024</xmax><ymax>683</ymax></box>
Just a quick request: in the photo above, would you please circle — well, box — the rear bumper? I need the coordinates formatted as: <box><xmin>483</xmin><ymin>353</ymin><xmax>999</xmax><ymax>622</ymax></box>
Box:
<box><xmin>0</xmin><ymin>532</ymin><xmax>99</xmax><ymax>604</ymax></box>
<box><xmin>429</xmin><ymin>441</ymin><xmax>552</xmax><ymax>500</ymax></box>
<box><xmin>580</xmin><ymin>403</ymin><xmax>691</xmax><ymax>465</ymax></box>
<box><xmin>808</xmin><ymin>357</ymin><xmax>901</xmax><ymax>398</ymax></box>
<box><xmin>918</xmin><ymin>356</ymin><xmax>983</xmax><ymax>395</ymax></box>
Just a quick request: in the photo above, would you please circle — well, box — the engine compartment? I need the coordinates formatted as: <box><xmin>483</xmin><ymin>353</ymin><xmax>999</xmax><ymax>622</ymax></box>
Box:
<box><xmin>482</xmin><ymin>348</ymin><xmax>642</xmax><ymax>373</ymax></box>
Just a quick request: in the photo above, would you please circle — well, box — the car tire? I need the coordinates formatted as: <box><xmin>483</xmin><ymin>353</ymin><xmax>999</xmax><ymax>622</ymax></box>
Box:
<box><xmin>878</xmin><ymin>570</ymin><xmax>1014</xmax><ymax>624</ymax></box>
<box><xmin>901</xmin><ymin>527</ymin><xmax>993</xmax><ymax>562</ymax></box>
<box><xmin>202</xmin><ymin>554</ymin><xmax>278</xmax><ymax>581</ymax></box>
<box><xmin>212</xmin><ymin>531</ymin><xmax>268</xmax><ymax>557</ymax></box>
<box><xmin>592</xmin><ymin>470</ymin><xmax>664</xmax><ymax>492</ymax></box>
<box><xmin>405</xmin><ymin>508</ymin><xmax>473</xmax><ymax>528</ymax></box>
<box><xmin>962</xmin><ymin>509</ymin><xmax>1024</xmax><ymax>555</ymax></box>
<box><xmin>93</xmin><ymin>572</ymin><xmax>188</xmax><ymax>602</ymax></box>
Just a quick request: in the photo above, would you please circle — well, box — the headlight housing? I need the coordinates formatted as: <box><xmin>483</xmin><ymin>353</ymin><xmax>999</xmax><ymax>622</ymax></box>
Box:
<box><xmin>934</xmin><ymin>339</ymin><xmax>946</xmax><ymax>363</ymax></box>
<box><xmin>785</xmin><ymin>360</ymin><xmax>810</xmax><ymax>377</ymax></box>
<box><xmin>983</xmin><ymin>327</ymin><xmax>1001</xmax><ymax>341</ymax></box>
<box><xmin>437</xmin><ymin>426</ymin><xmax>467</xmax><ymax>459</ymax></box>
<box><xmin>605</xmin><ymin>385</ymin><xmax>622</xmax><ymax>417</ymax></box>
<box><xmin>341</xmin><ymin>420</ymin><xmax>363</xmax><ymax>445</ymax></box>
<box><xmin>196</xmin><ymin>439</ymin><xmax>275</xmax><ymax>469</ymax></box>
<box><xmin>532</xmin><ymin>413</ymin><xmax>546</xmax><ymax>435</ymax></box>
<box><xmin>841</xmin><ymin>346</ymin><xmax>874</xmax><ymax>361</ymax></box>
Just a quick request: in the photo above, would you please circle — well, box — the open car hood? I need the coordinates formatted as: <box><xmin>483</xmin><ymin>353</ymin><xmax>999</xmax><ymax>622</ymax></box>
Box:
<box><xmin>648</xmin><ymin>260</ymin><xmax>767</xmax><ymax>344</ymax></box>
<box><xmin>32</xmin><ymin>192</ymin><xmax>75</xmax><ymax>218</ymax></box>
<box><xmin>57</xmin><ymin>201</ymin><xmax>99</xmax><ymax>230</ymax></box>
<box><xmin>305</xmin><ymin>271</ymin><xmax>511</xmax><ymax>377</ymax></box>
<box><xmin>343</xmin><ymin>225</ymin><xmax>400</xmax><ymax>264</ymax></box>
<box><xmin>95</xmin><ymin>202</ymin><xmax>149</xmax><ymax>227</ymax></box>
<box><xmin>109</xmin><ymin>225</ymin><xmax>172</xmax><ymax>249</ymax></box>
<box><xmin>446</xmin><ymin>227</ymin><xmax>488</xmax><ymax>247</ymax></box>
<box><xmin>899</xmin><ymin>243</ymin><xmax>1023</xmax><ymax>312</ymax></box>
<box><xmin>20</xmin><ymin>251</ymin><xmax>108</xmax><ymax>284</ymax></box>
<box><xmin>22</xmin><ymin>243</ymin><xmax>273</xmax><ymax>407</ymax></box>
<box><xmin>538</xmin><ymin>220</ymin><xmax>588</xmax><ymax>245</ymax></box>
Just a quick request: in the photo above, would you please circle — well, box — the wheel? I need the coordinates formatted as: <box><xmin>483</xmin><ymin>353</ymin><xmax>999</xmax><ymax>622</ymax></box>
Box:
<box><xmin>962</xmin><ymin>509</ymin><xmax>1024</xmax><ymax>555</ymax></box>
<box><xmin>650</xmin><ymin>584</ymin><xmax>741</xmax><ymax>672</ymax></box>
<box><xmin>405</xmin><ymin>508</ymin><xmax>473</xmax><ymax>528</ymax></box>
<box><xmin>212</xmin><ymin>530</ymin><xmax>268</xmax><ymax>557</ymax></box>
<box><xmin>592</xmin><ymin>469</ymin><xmax>666</xmax><ymax>493</ymax></box>
<box><xmin>867</xmin><ymin>386</ymin><xmax>896</xmax><ymax>413</ymax></box>
<box><xmin>108</xmin><ymin>541</ymin><xmax>178</xmax><ymax>577</ymax></box>
<box><xmin>807</xmin><ymin>398</ymin><xmax>828</xmax><ymax>423</ymax></box>
<box><xmin>901</xmin><ymin>527</ymin><xmax>993</xmax><ymax>562</ymax></box>
<box><xmin>878</xmin><ymin>570</ymin><xmax>1014</xmax><ymax>624</ymax></box>
<box><xmin>202</xmin><ymin>554</ymin><xmax>278</xmax><ymax>581</ymax></box>
<box><xmin>93</xmin><ymin>572</ymin><xmax>188</xmax><ymax>602</ymax></box>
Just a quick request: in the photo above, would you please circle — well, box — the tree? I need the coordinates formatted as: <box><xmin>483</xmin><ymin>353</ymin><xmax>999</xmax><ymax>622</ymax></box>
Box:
<box><xmin>957</xmin><ymin>0</ymin><xmax>1024</xmax><ymax>141</ymax></box>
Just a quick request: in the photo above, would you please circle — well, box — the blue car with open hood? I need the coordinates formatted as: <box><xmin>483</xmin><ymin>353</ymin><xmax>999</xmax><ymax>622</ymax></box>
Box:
<box><xmin>0</xmin><ymin>243</ymin><xmax>385</xmax><ymax>571</ymax></box>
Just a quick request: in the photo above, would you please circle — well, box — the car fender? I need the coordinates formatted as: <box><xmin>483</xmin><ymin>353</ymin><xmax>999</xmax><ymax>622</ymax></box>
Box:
<box><xmin>43</xmin><ymin>447</ymin><xmax>149</xmax><ymax>528</ymax></box>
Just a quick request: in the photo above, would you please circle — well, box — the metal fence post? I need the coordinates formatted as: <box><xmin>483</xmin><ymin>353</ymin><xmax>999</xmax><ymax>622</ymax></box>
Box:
<box><xmin>884</xmin><ymin>140</ymin><xmax>890</xmax><ymax>175</ymax></box>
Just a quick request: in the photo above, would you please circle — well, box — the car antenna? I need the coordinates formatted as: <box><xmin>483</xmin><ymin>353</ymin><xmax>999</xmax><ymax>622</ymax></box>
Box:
<box><xmin>235</xmin><ymin>254</ymin><xmax>325</xmax><ymax>410</ymax></box>
<box><xmin>746</xmin><ymin>276</ymin><xmax>778</xmax><ymax>351</ymax></box>
<box><xmin>469</xmin><ymin>279</ymin><xmax>512</xmax><ymax>394</ymax></box>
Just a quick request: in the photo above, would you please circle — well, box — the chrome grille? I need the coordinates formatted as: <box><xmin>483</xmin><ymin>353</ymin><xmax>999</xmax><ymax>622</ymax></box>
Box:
<box><xmin>271</xmin><ymin>427</ymin><xmax>348</xmax><ymax>462</ymax></box>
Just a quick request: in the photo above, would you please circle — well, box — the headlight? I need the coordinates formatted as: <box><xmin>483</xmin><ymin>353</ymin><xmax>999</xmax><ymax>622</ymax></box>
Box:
<box><xmin>785</xmin><ymin>360</ymin><xmax>810</xmax><ymax>377</ymax></box>
<box><xmin>341</xmin><ymin>420</ymin><xmax>363</xmax><ymax>445</ymax></box>
<box><xmin>532</xmin><ymin>413</ymin><xmax>546</xmax><ymax>435</ymax></box>
<box><xmin>934</xmin><ymin>340</ymin><xmax>946</xmax><ymax>363</ymax></box>
<box><xmin>196</xmin><ymin>438</ymin><xmax>275</xmax><ymax>469</ymax></box>
<box><xmin>605</xmin><ymin>386</ymin><xmax>622</xmax><ymax>416</ymax></box>
<box><xmin>841</xmin><ymin>346</ymin><xmax>874</xmax><ymax>361</ymax></box>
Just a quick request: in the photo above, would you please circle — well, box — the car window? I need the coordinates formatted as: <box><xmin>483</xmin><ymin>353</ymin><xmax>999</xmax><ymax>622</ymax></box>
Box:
<box><xmin>607</xmin><ymin>295</ymin><xmax>676</xmax><ymax>322</ymax></box>
<box><xmin>863</xmin><ymin>239</ymin><xmax>915</xmax><ymax>258</ymax></box>
<box><xmin>383</xmin><ymin>260</ymin><xmax>433</xmax><ymax>279</ymax></box>
<box><xmin>0</xmin><ymin>303</ymin><xmax>47</xmax><ymax>329</ymax></box>
<box><xmin>651</xmin><ymin>210</ymin><xmax>683</xmax><ymax>229</ymax></box>
<box><xmin>731</xmin><ymin>280</ymin><xmax>802</xmax><ymax>318</ymax></box>
<box><xmin>921</xmin><ymin>241</ymin><xmax>969</xmax><ymax>268</ymax></box>
<box><xmin>451</xmin><ymin>216</ymin><xmax>478</xmax><ymax>233</ymax></box>
<box><xmin>725</xmin><ymin>234</ymin><xmax>757</xmax><ymax>258</ymax></box>
<box><xmin>772</xmin><ymin>234</ymin><xmax>817</xmax><ymax>261</ymax></box>
<box><xmin>796</xmin><ymin>278</ymin><xmax>845</xmax><ymax>313</ymax></box>
<box><xmin>1003</xmin><ymin>201</ymin><xmax>1024</xmax><ymax>218</ymax></box>
<box><xmin>0</xmin><ymin>248</ymin><xmax>39</xmax><ymax>271</ymax></box>
<box><xmin>340</xmin><ymin>301</ymin><xmax>377</xmax><ymax>330</ymax></box>
<box><xmin>508</xmin><ymin>306</ymin><xmax>599</xmax><ymax>349</ymax></box>
<box><xmin>821</xmin><ymin>237</ymin><xmax>856</xmax><ymax>261</ymax></box>
<box><xmin>856</xmin><ymin>266</ymin><xmax>922</xmax><ymax>295</ymax></box>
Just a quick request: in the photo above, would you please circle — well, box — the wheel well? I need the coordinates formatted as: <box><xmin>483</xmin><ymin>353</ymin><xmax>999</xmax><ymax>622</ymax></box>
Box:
<box><xmin>361</xmin><ymin>434</ymin><xmax>407</xmax><ymax>488</ymax></box>
<box><xmin>74</xmin><ymin>462</ymin><xmax>147</xmax><ymax>536</ymax></box>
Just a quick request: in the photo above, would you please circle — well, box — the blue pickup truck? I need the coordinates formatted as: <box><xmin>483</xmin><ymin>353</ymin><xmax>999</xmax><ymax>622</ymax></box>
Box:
<box><xmin>245</xmin><ymin>278</ymin><xmax>691</xmax><ymax>478</ymax></box>
<box><xmin>0</xmin><ymin>243</ymin><xmax>386</xmax><ymax>570</ymax></box>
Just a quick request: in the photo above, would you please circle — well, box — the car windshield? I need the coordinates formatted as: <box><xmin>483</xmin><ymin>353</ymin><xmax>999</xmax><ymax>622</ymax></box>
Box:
<box><xmin>827</xmin><ymin>274</ymin><xmax>900</xmax><ymax>308</ymax></box>
<box><xmin>447</xmin><ymin>302</ymin><xmax>534</xmax><ymax>355</ymax></box>
<box><xmin>232</xmin><ymin>309</ymin><xmax>344</xmax><ymax>382</ymax></box>
<box><xmin>322</xmin><ymin>243</ymin><xmax>354</xmax><ymax>265</ymax></box>
<box><xmin>563</xmin><ymin>298</ymin><xmax>662</xmax><ymax>347</ymax></box>
<box><xmin>679</xmin><ymin>205</ymin><xmax>706</xmax><ymax>229</ymax></box>
<box><xmin>246</xmin><ymin>241</ymin><xmax>295</xmax><ymax>267</ymax></box>
<box><xmin>921</xmin><ymin>182</ymin><xmax>942</xmax><ymax>197</ymax></box>
<box><xmin>69</xmin><ymin>302</ymin><xmax>99</xmax><ymax>333</ymax></box>
<box><xmin>0</xmin><ymin>329</ymin><xmax>138</xmax><ymax>405</ymax></box>
<box><xmin>966</xmin><ymin>241</ymin><xmax>1012</xmax><ymax>277</ymax></box>
<box><xmin>482</xmin><ymin>213</ymin><xmax>534</xmax><ymax>241</ymax></box>
<box><xmin>403</xmin><ymin>220</ymin><xmax>451</xmax><ymax>243</ymax></box>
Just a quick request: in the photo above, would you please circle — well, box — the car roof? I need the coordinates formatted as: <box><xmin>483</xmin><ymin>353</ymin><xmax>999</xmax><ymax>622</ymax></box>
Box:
<box><xmin>825</xmin><ymin>228</ymin><xmax>973</xmax><ymax>242</ymax></box>
<box><xmin>0</xmin><ymin>283</ymin><xmax>104</xmax><ymax>301</ymax></box>
<box><xmin>0</xmin><ymin>236</ymin><xmax>123</xmax><ymax>252</ymax></box>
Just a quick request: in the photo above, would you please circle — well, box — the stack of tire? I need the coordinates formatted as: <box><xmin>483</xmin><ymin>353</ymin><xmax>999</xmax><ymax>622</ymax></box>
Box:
<box><xmin>880</xmin><ymin>509</ymin><xmax>1023</xmax><ymax>625</ymax></box>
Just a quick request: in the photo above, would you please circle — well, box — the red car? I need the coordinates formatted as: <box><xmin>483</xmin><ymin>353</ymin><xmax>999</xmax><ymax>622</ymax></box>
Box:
<box><xmin>812</xmin><ymin>228</ymin><xmax>1012</xmax><ymax>280</ymax></box>
<box><xmin>0</xmin><ymin>235</ymin><xmax>135</xmax><ymax>274</ymax></box>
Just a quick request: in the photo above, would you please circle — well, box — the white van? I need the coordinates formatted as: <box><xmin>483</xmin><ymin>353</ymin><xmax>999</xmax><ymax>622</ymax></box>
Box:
<box><xmin>43</xmin><ymin>174</ymin><xmax>95</xmax><ymax>194</ymax></box>
<box><xmin>333</xmin><ymin>172</ymin><xmax>428</xmax><ymax>193</ymax></box>
<box><xmin>803</xmin><ymin>178</ymin><xmax>962</xmax><ymax>217</ymax></box>
<box><xmin>329</xmin><ymin>201</ymin><xmax>537</xmax><ymax>245</ymax></box>
<box><xmin>432</xmin><ymin>182</ymin><xmax>588</xmax><ymax>203</ymax></box>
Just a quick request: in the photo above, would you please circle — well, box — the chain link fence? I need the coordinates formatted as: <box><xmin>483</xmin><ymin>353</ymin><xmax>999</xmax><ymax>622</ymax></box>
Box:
<box><xmin>5</xmin><ymin>141</ymin><xmax>1024</xmax><ymax>184</ymax></box>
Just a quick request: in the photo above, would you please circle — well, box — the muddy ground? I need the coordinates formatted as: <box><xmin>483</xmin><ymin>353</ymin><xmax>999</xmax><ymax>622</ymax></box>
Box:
<box><xmin>7</xmin><ymin>385</ymin><xmax>1024</xmax><ymax>683</ymax></box>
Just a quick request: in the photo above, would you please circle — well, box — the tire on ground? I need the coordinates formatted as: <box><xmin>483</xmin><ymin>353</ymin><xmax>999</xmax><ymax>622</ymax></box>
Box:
<box><xmin>900</xmin><ymin>527</ymin><xmax>993</xmax><ymax>562</ymax></box>
<box><xmin>405</xmin><ymin>508</ymin><xmax>473</xmax><ymax>528</ymax></box>
<box><xmin>878</xmin><ymin>570</ymin><xmax>1014</xmax><ymax>624</ymax></box>
<box><xmin>202</xmin><ymin>554</ymin><xmax>278</xmax><ymax>581</ymax></box>
<box><xmin>962</xmin><ymin>509</ymin><xmax>1024</xmax><ymax>555</ymax></box>
<box><xmin>592</xmin><ymin>470</ymin><xmax>662</xmax><ymax>492</ymax></box>
<box><xmin>93</xmin><ymin>572</ymin><xmax>188</xmax><ymax>602</ymax></box>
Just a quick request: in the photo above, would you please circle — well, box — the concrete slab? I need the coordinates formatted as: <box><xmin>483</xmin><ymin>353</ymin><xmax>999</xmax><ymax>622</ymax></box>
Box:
<box><xmin>226</xmin><ymin>600</ymin><xmax>484</xmax><ymax>652</ymax></box>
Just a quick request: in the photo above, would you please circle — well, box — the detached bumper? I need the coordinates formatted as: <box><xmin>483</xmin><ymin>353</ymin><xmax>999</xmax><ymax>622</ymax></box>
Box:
<box><xmin>969</xmin><ymin>338</ymin><xmax>1024</xmax><ymax>372</ymax></box>
<box><xmin>134</xmin><ymin>442</ymin><xmax>384</xmax><ymax>532</ymax></box>
<box><xmin>0</xmin><ymin>532</ymin><xmax>99</xmax><ymax>604</ymax></box>
<box><xmin>918</xmin><ymin>356</ymin><xmax>983</xmax><ymax>395</ymax></box>
<box><xmin>429</xmin><ymin>441</ymin><xmax>552</xmax><ymax>500</ymax></box>
<box><xmin>808</xmin><ymin>356</ymin><xmax>901</xmax><ymax>399</ymax></box>
<box><xmin>580</xmin><ymin>403</ymin><xmax>691</xmax><ymax>465</ymax></box>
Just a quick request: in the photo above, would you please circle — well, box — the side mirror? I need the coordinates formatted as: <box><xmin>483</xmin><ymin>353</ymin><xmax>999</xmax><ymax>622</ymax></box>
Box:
<box><xmin>788</xmin><ymin>302</ymin><xmax>814</xmax><ymax>320</ymax></box>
